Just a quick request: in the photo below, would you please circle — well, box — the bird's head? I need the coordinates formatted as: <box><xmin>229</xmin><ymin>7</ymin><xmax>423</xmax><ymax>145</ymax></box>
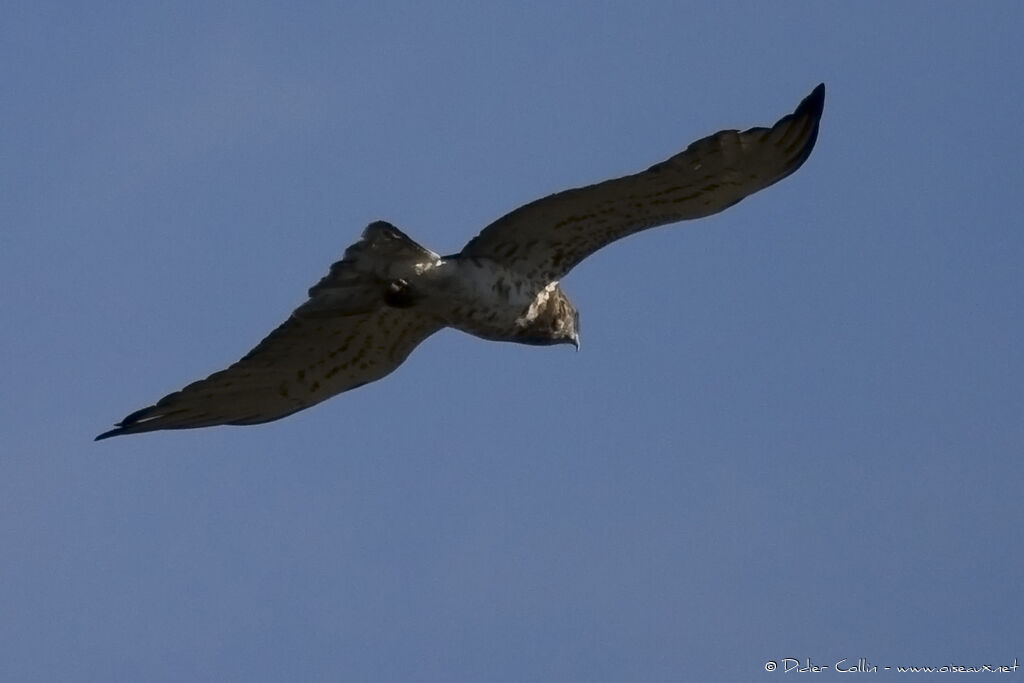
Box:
<box><xmin>513</xmin><ymin>283</ymin><xmax>580</xmax><ymax>351</ymax></box>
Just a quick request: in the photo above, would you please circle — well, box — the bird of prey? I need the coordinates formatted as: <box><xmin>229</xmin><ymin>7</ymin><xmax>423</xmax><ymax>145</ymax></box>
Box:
<box><xmin>97</xmin><ymin>83</ymin><xmax>825</xmax><ymax>440</ymax></box>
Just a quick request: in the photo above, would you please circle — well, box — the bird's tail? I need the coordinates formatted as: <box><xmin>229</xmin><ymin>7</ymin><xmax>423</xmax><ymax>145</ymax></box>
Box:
<box><xmin>309</xmin><ymin>221</ymin><xmax>436</xmax><ymax>292</ymax></box>
<box><xmin>300</xmin><ymin>221</ymin><xmax>439</xmax><ymax>316</ymax></box>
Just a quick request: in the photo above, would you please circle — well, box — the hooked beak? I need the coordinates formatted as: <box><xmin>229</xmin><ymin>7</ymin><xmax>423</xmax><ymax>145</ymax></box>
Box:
<box><xmin>570</xmin><ymin>332</ymin><xmax>580</xmax><ymax>352</ymax></box>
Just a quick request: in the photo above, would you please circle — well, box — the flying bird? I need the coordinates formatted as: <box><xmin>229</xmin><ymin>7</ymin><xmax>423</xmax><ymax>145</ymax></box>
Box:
<box><xmin>97</xmin><ymin>83</ymin><xmax>825</xmax><ymax>440</ymax></box>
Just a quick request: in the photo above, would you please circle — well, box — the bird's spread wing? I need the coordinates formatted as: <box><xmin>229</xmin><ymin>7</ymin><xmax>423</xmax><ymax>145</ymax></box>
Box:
<box><xmin>460</xmin><ymin>84</ymin><xmax>825</xmax><ymax>281</ymax></box>
<box><xmin>97</xmin><ymin>228</ymin><xmax>444</xmax><ymax>440</ymax></box>
<box><xmin>95</xmin><ymin>307</ymin><xmax>441</xmax><ymax>439</ymax></box>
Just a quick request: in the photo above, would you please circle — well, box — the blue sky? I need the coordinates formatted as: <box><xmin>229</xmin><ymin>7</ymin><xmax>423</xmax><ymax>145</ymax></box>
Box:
<box><xmin>3</xmin><ymin>1</ymin><xmax>1022</xmax><ymax>680</ymax></box>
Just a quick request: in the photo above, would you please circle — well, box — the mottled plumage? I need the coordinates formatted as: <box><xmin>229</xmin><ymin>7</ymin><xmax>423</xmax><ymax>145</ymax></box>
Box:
<box><xmin>97</xmin><ymin>84</ymin><xmax>824</xmax><ymax>439</ymax></box>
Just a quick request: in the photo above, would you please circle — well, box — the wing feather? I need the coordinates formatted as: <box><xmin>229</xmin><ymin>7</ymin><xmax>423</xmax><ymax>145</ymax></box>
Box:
<box><xmin>96</xmin><ymin>297</ymin><xmax>442</xmax><ymax>439</ymax></box>
<box><xmin>97</xmin><ymin>222</ymin><xmax>445</xmax><ymax>439</ymax></box>
<box><xmin>460</xmin><ymin>84</ymin><xmax>825</xmax><ymax>280</ymax></box>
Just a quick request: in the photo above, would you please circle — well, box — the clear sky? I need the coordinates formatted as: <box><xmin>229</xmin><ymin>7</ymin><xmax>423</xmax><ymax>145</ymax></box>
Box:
<box><xmin>3</xmin><ymin>1</ymin><xmax>1022</xmax><ymax>680</ymax></box>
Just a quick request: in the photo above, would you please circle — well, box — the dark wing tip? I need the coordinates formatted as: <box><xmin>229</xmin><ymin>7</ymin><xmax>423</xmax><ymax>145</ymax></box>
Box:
<box><xmin>796</xmin><ymin>82</ymin><xmax>826</xmax><ymax>162</ymax></box>
<box><xmin>803</xmin><ymin>83</ymin><xmax>826</xmax><ymax>119</ymax></box>
<box><xmin>798</xmin><ymin>84</ymin><xmax>825</xmax><ymax>139</ymax></box>
<box><xmin>94</xmin><ymin>426</ymin><xmax>127</xmax><ymax>441</ymax></box>
<box><xmin>785</xmin><ymin>84</ymin><xmax>825</xmax><ymax>134</ymax></box>
<box><xmin>94</xmin><ymin>404</ymin><xmax>159</xmax><ymax>441</ymax></box>
<box><xmin>772</xmin><ymin>82</ymin><xmax>826</xmax><ymax>177</ymax></box>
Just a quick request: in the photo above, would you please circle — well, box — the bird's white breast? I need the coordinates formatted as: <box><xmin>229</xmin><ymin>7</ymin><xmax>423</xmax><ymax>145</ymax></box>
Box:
<box><xmin>420</xmin><ymin>257</ymin><xmax>550</xmax><ymax>340</ymax></box>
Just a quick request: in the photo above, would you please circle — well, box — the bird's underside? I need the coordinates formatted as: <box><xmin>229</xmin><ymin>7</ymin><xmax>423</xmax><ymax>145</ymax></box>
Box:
<box><xmin>97</xmin><ymin>83</ymin><xmax>825</xmax><ymax>440</ymax></box>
